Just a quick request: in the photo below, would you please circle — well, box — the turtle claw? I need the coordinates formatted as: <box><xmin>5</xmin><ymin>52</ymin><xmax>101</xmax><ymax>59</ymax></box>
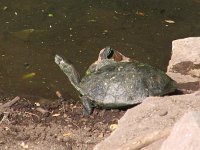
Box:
<box><xmin>81</xmin><ymin>96</ymin><xmax>93</xmax><ymax>115</ymax></box>
<box><xmin>82</xmin><ymin>108</ymin><xmax>91</xmax><ymax>116</ymax></box>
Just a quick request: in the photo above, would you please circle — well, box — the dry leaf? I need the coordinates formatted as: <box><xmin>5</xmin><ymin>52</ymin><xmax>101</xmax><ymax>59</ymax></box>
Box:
<box><xmin>52</xmin><ymin>113</ymin><xmax>60</xmax><ymax>117</ymax></box>
<box><xmin>56</xmin><ymin>91</ymin><xmax>62</xmax><ymax>98</ymax></box>
<box><xmin>98</xmin><ymin>132</ymin><xmax>104</xmax><ymax>138</ymax></box>
<box><xmin>63</xmin><ymin>132</ymin><xmax>72</xmax><ymax>137</ymax></box>
<box><xmin>136</xmin><ymin>11</ymin><xmax>145</xmax><ymax>16</ymax></box>
<box><xmin>109</xmin><ymin>124</ymin><xmax>118</xmax><ymax>131</ymax></box>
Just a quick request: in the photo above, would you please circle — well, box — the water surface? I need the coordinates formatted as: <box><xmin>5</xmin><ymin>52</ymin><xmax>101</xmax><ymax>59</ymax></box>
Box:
<box><xmin>0</xmin><ymin>0</ymin><xmax>200</xmax><ymax>100</ymax></box>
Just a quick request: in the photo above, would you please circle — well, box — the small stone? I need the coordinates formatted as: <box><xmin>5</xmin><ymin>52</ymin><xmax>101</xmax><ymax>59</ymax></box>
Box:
<box><xmin>158</xmin><ymin>110</ymin><xmax>168</xmax><ymax>116</ymax></box>
<box><xmin>68</xmin><ymin>124</ymin><xmax>73</xmax><ymax>128</ymax></box>
<box><xmin>84</xmin><ymin>127</ymin><xmax>92</xmax><ymax>132</ymax></box>
<box><xmin>34</xmin><ymin>102</ymin><xmax>40</xmax><ymax>106</ymax></box>
<box><xmin>98</xmin><ymin>132</ymin><xmax>104</xmax><ymax>138</ymax></box>
<box><xmin>19</xmin><ymin>142</ymin><xmax>28</xmax><ymax>149</ymax></box>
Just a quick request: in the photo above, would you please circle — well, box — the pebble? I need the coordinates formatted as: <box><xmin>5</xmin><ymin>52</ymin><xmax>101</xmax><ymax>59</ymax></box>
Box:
<box><xmin>98</xmin><ymin>132</ymin><xmax>104</xmax><ymax>138</ymax></box>
<box><xmin>158</xmin><ymin>110</ymin><xmax>168</xmax><ymax>116</ymax></box>
<box><xmin>84</xmin><ymin>127</ymin><xmax>92</xmax><ymax>132</ymax></box>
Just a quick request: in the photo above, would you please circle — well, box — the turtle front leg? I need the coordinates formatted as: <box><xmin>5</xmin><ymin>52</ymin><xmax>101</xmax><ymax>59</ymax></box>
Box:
<box><xmin>81</xmin><ymin>96</ymin><xmax>93</xmax><ymax>115</ymax></box>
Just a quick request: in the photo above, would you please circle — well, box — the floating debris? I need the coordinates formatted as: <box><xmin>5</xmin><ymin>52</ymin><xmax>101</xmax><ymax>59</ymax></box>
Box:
<box><xmin>164</xmin><ymin>19</ymin><xmax>175</xmax><ymax>24</ymax></box>
<box><xmin>22</xmin><ymin>72</ymin><xmax>36</xmax><ymax>79</ymax></box>
<box><xmin>2</xmin><ymin>6</ymin><xmax>7</xmax><ymax>11</ymax></box>
<box><xmin>10</xmin><ymin>29</ymin><xmax>45</xmax><ymax>41</ymax></box>
<box><xmin>88</xmin><ymin>19</ymin><xmax>97</xmax><ymax>22</ymax></box>
<box><xmin>48</xmin><ymin>13</ymin><xmax>54</xmax><ymax>17</ymax></box>
<box><xmin>114</xmin><ymin>10</ymin><xmax>130</xmax><ymax>16</ymax></box>
<box><xmin>136</xmin><ymin>10</ymin><xmax>145</xmax><ymax>16</ymax></box>
<box><xmin>102</xmin><ymin>30</ymin><xmax>108</xmax><ymax>35</ymax></box>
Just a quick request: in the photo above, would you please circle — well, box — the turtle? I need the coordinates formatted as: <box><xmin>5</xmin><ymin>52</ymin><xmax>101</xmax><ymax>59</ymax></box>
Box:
<box><xmin>55</xmin><ymin>49</ymin><xmax>176</xmax><ymax>115</ymax></box>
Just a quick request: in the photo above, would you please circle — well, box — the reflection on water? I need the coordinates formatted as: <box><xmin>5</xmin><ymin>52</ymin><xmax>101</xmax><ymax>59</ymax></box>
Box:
<box><xmin>0</xmin><ymin>0</ymin><xmax>200</xmax><ymax>100</ymax></box>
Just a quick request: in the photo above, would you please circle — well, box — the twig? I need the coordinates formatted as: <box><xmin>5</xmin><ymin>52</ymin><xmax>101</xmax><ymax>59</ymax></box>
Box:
<box><xmin>0</xmin><ymin>96</ymin><xmax>20</xmax><ymax>120</ymax></box>
<box><xmin>117</xmin><ymin>127</ymin><xmax>171</xmax><ymax>150</ymax></box>
<box><xmin>35</xmin><ymin>107</ymin><xmax>49</xmax><ymax>115</ymax></box>
<box><xmin>25</xmin><ymin>111</ymin><xmax>40</xmax><ymax>119</ymax></box>
<box><xmin>0</xmin><ymin>96</ymin><xmax>20</xmax><ymax>109</ymax></box>
<box><xmin>71</xmin><ymin>121</ymin><xmax>80</xmax><ymax>129</ymax></box>
<box><xmin>56</xmin><ymin>91</ymin><xmax>66</xmax><ymax>116</ymax></box>
<box><xmin>0</xmin><ymin>112</ymin><xmax>9</xmax><ymax>124</ymax></box>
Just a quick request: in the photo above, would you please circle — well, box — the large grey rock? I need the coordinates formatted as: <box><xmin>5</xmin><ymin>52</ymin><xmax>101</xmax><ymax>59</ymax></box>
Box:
<box><xmin>94</xmin><ymin>92</ymin><xmax>200</xmax><ymax>150</ymax></box>
<box><xmin>160</xmin><ymin>111</ymin><xmax>200</xmax><ymax>150</ymax></box>
<box><xmin>167</xmin><ymin>37</ymin><xmax>200</xmax><ymax>84</ymax></box>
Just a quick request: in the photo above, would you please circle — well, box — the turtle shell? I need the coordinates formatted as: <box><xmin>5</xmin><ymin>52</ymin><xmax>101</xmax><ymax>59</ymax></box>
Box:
<box><xmin>79</xmin><ymin>61</ymin><xmax>176</xmax><ymax>108</ymax></box>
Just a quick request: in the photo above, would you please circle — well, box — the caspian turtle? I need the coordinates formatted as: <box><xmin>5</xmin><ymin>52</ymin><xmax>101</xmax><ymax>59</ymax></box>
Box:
<box><xmin>55</xmin><ymin>49</ymin><xmax>176</xmax><ymax>114</ymax></box>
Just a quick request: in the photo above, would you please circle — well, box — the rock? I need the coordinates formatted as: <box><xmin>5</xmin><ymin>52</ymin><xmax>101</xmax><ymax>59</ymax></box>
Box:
<box><xmin>167</xmin><ymin>37</ymin><xmax>200</xmax><ymax>88</ymax></box>
<box><xmin>168</xmin><ymin>37</ymin><xmax>200</xmax><ymax>65</ymax></box>
<box><xmin>158</xmin><ymin>110</ymin><xmax>168</xmax><ymax>116</ymax></box>
<box><xmin>94</xmin><ymin>37</ymin><xmax>200</xmax><ymax>150</ymax></box>
<box><xmin>160</xmin><ymin>111</ymin><xmax>200</xmax><ymax>150</ymax></box>
<box><xmin>94</xmin><ymin>92</ymin><xmax>200</xmax><ymax>150</ymax></box>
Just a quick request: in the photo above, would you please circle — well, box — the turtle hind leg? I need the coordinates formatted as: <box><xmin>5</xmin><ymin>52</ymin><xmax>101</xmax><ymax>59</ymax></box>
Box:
<box><xmin>81</xmin><ymin>96</ymin><xmax>93</xmax><ymax>115</ymax></box>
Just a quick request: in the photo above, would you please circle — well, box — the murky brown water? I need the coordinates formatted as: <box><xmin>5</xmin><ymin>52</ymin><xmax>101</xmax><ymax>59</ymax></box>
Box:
<box><xmin>0</xmin><ymin>0</ymin><xmax>200</xmax><ymax>100</ymax></box>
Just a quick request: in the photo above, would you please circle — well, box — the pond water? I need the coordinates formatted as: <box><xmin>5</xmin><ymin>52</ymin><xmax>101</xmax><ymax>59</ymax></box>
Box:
<box><xmin>0</xmin><ymin>0</ymin><xmax>200</xmax><ymax>100</ymax></box>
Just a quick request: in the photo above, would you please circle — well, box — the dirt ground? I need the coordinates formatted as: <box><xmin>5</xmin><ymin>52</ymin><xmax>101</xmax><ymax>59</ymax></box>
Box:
<box><xmin>0</xmin><ymin>95</ymin><xmax>125</xmax><ymax>150</ymax></box>
<box><xmin>0</xmin><ymin>81</ymin><xmax>197</xmax><ymax>150</ymax></box>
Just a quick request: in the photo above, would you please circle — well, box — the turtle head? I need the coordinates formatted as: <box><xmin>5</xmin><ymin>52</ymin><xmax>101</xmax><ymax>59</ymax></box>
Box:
<box><xmin>55</xmin><ymin>55</ymin><xmax>80</xmax><ymax>89</ymax></box>
<box><xmin>100</xmin><ymin>46</ymin><xmax>114</xmax><ymax>59</ymax></box>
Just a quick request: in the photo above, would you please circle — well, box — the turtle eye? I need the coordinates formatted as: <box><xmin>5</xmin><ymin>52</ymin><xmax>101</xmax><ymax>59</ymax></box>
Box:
<box><xmin>100</xmin><ymin>46</ymin><xmax>114</xmax><ymax>59</ymax></box>
<box><xmin>107</xmin><ymin>49</ymin><xmax>114</xmax><ymax>59</ymax></box>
